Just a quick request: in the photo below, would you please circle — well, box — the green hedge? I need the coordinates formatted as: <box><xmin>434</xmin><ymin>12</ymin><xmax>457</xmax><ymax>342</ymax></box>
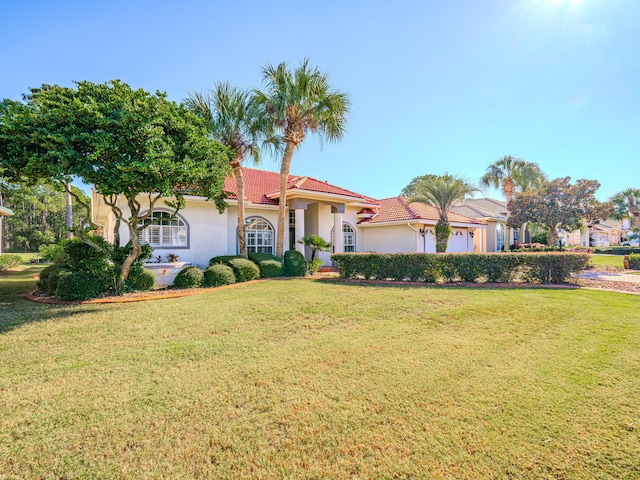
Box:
<box><xmin>593</xmin><ymin>246</ymin><xmax>640</xmax><ymax>255</ymax></box>
<box><xmin>203</xmin><ymin>264</ymin><xmax>236</xmax><ymax>287</ymax></box>
<box><xmin>56</xmin><ymin>272</ymin><xmax>106</xmax><ymax>300</ymax></box>
<box><xmin>227</xmin><ymin>258</ymin><xmax>261</xmax><ymax>282</ymax></box>
<box><xmin>629</xmin><ymin>254</ymin><xmax>640</xmax><ymax>270</ymax></box>
<box><xmin>209</xmin><ymin>255</ymin><xmax>242</xmax><ymax>266</ymax></box>
<box><xmin>0</xmin><ymin>254</ymin><xmax>21</xmax><ymax>271</ymax></box>
<box><xmin>284</xmin><ymin>250</ymin><xmax>307</xmax><ymax>277</ymax></box>
<box><xmin>331</xmin><ymin>252</ymin><xmax>590</xmax><ymax>285</ymax></box>
<box><xmin>173</xmin><ymin>266</ymin><xmax>203</xmax><ymax>288</ymax></box>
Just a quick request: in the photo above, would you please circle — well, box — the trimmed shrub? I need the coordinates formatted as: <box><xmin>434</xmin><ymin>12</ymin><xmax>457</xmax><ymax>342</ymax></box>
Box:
<box><xmin>0</xmin><ymin>254</ymin><xmax>21</xmax><ymax>271</ymax></box>
<box><xmin>56</xmin><ymin>272</ymin><xmax>106</xmax><ymax>300</ymax></box>
<box><xmin>37</xmin><ymin>264</ymin><xmax>58</xmax><ymax>291</ymax></box>
<box><xmin>284</xmin><ymin>250</ymin><xmax>307</xmax><ymax>277</ymax></box>
<box><xmin>173</xmin><ymin>266</ymin><xmax>203</xmax><ymax>288</ymax></box>
<box><xmin>593</xmin><ymin>246</ymin><xmax>640</xmax><ymax>255</ymax></box>
<box><xmin>124</xmin><ymin>269</ymin><xmax>156</xmax><ymax>292</ymax></box>
<box><xmin>46</xmin><ymin>267</ymin><xmax>72</xmax><ymax>296</ymax></box>
<box><xmin>248</xmin><ymin>252</ymin><xmax>281</xmax><ymax>263</ymax></box>
<box><xmin>203</xmin><ymin>264</ymin><xmax>236</xmax><ymax>287</ymax></box>
<box><xmin>628</xmin><ymin>254</ymin><xmax>640</xmax><ymax>270</ymax></box>
<box><xmin>257</xmin><ymin>259</ymin><xmax>284</xmax><ymax>278</ymax></box>
<box><xmin>209</xmin><ymin>255</ymin><xmax>242</xmax><ymax>266</ymax></box>
<box><xmin>61</xmin><ymin>236</ymin><xmax>112</xmax><ymax>276</ymax></box>
<box><xmin>227</xmin><ymin>258</ymin><xmax>261</xmax><ymax>282</ymax></box>
<box><xmin>331</xmin><ymin>252</ymin><xmax>590</xmax><ymax>285</ymax></box>
<box><xmin>247</xmin><ymin>252</ymin><xmax>284</xmax><ymax>277</ymax></box>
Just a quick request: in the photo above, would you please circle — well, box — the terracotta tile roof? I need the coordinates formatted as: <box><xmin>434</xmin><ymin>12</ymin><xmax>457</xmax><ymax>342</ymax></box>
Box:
<box><xmin>224</xmin><ymin>168</ymin><xmax>378</xmax><ymax>205</ymax></box>
<box><xmin>361</xmin><ymin>197</ymin><xmax>485</xmax><ymax>225</ymax></box>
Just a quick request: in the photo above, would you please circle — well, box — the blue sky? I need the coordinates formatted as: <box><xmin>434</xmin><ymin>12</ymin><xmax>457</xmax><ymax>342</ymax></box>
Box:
<box><xmin>2</xmin><ymin>0</ymin><xmax>638</xmax><ymax>201</ymax></box>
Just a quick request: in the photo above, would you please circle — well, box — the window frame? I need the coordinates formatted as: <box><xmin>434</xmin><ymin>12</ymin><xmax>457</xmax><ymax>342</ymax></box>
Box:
<box><xmin>245</xmin><ymin>216</ymin><xmax>276</xmax><ymax>255</ymax></box>
<box><xmin>138</xmin><ymin>210</ymin><xmax>189</xmax><ymax>249</ymax></box>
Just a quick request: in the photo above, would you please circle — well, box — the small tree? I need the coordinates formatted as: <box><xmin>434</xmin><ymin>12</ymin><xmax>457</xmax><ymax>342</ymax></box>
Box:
<box><xmin>1</xmin><ymin>81</ymin><xmax>232</xmax><ymax>291</ymax></box>
<box><xmin>508</xmin><ymin>177</ymin><xmax>612</xmax><ymax>246</ymax></box>
<box><xmin>298</xmin><ymin>234</ymin><xmax>332</xmax><ymax>263</ymax></box>
<box><xmin>402</xmin><ymin>174</ymin><xmax>478</xmax><ymax>252</ymax></box>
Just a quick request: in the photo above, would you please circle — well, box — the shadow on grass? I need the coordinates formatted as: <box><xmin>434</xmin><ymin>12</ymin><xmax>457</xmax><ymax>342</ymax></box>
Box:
<box><xmin>0</xmin><ymin>265</ymin><xmax>103</xmax><ymax>335</ymax></box>
<box><xmin>311</xmin><ymin>277</ymin><xmax>578</xmax><ymax>292</ymax></box>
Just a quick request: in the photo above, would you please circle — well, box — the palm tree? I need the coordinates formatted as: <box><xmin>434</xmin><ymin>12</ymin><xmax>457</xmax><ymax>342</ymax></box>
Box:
<box><xmin>408</xmin><ymin>174</ymin><xmax>478</xmax><ymax>252</ymax></box>
<box><xmin>298</xmin><ymin>234</ymin><xmax>332</xmax><ymax>262</ymax></box>
<box><xmin>480</xmin><ymin>155</ymin><xmax>546</xmax><ymax>246</ymax></box>
<box><xmin>185</xmin><ymin>82</ymin><xmax>264</xmax><ymax>258</ymax></box>
<box><xmin>255</xmin><ymin>58</ymin><xmax>351</xmax><ymax>257</ymax></box>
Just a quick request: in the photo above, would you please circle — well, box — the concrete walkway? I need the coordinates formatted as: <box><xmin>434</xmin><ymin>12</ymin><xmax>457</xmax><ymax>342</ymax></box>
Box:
<box><xmin>576</xmin><ymin>271</ymin><xmax>640</xmax><ymax>284</ymax></box>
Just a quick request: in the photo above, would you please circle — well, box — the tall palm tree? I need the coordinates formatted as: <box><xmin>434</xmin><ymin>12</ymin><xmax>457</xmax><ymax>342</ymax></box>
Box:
<box><xmin>408</xmin><ymin>174</ymin><xmax>478</xmax><ymax>252</ymax></box>
<box><xmin>255</xmin><ymin>58</ymin><xmax>351</xmax><ymax>257</ymax></box>
<box><xmin>185</xmin><ymin>82</ymin><xmax>264</xmax><ymax>258</ymax></box>
<box><xmin>480</xmin><ymin>155</ymin><xmax>546</xmax><ymax>246</ymax></box>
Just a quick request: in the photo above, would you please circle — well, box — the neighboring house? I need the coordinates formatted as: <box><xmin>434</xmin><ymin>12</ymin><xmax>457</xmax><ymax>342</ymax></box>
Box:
<box><xmin>450</xmin><ymin>198</ymin><xmax>524</xmax><ymax>252</ymax></box>
<box><xmin>0</xmin><ymin>206</ymin><xmax>14</xmax><ymax>255</ymax></box>
<box><xmin>562</xmin><ymin>220</ymin><xmax>625</xmax><ymax>247</ymax></box>
<box><xmin>91</xmin><ymin>168</ymin><xmax>486</xmax><ymax>267</ymax></box>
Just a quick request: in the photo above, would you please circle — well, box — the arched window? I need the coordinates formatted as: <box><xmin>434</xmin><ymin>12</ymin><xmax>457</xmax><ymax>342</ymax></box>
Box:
<box><xmin>245</xmin><ymin>217</ymin><xmax>274</xmax><ymax>254</ymax></box>
<box><xmin>496</xmin><ymin>223</ymin><xmax>505</xmax><ymax>252</ymax></box>
<box><xmin>331</xmin><ymin>222</ymin><xmax>356</xmax><ymax>252</ymax></box>
<box><xmin>139</xmin><ymin>211</ymin><xmax>188</xmax><ymax>248</ymax></box>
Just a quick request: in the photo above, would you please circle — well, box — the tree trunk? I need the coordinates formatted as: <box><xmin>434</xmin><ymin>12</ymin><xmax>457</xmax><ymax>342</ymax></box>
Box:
<box><xmin>116</xmin><ymin>221</ymin><xmax>142</xmax><ymax>292</ymax></box>
<box><xmin>276</xmin><ymin>141</ymin><xmax>296</xmax><ymax>258</ymax></box>
<box><xmin>435</xmin><ymin>220</ymin><xmax>451</xmax><ymax>253</ymax></box>
<box><xmin>504</xmin><ymin>186</ymin><xmax>514</xmax><ymax>250</ymax></box>
<box><xmin>547</xmin><ymin>227</ymin><xmax>559</xmax><ymax>247</ymax></box>
<box><xmin>65</xmin><ymin>182</ymin><xmax>73</xmax><ymax>239</ymax></box>
<box><xmin>113</xmin><ymin>216</ymin><xmax>121</xmax><ymax>247</ymax></box>
<box><xmin>233</xmin><ymin>161</ymin><xmax>247</xmax><ymax>258</ymax></box>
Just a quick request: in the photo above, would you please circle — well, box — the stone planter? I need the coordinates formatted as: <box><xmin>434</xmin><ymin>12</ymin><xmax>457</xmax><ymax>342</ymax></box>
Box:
<box><xmin>144</xmin><ymin>262</ymin><xmax>190</xmax><ymax>286</ymax></box>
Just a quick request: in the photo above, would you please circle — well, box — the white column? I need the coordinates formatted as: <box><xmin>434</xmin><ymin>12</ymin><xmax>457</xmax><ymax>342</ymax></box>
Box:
<box><xmin>0</xmin><ymin>218</ymin><xmax>3</xmax><ymax>255</ymax></box>
<box><xmin>333</xmin><ymin>213</ymin><xmax>343</xmax><ymax>254</ymax></box>
<box><xmin>295</xmin><ymin>208</ymin><xmax>305</xmax><ymax>254</ymax></box>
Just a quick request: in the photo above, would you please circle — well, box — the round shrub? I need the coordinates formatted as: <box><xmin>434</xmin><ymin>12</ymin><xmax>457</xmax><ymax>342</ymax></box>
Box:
<box><xmin>173</xmin><ymin>266</ymin><xmax>203</xmax><ymax>288</ymax></box>
<box><xmin>203</xmin><ymin>264</ymin><xmax>236</xmax><ymax>287</ymax></box>
<box><xmin>37</xmin><ymin>264</ymin><xmax>59</xmax><ymax>292</ymax></box>
<box><xmin>284</xmin><ymin>250</ymin><xmax>307</xmax><ymax>277</ymax></box>
<box><xmin>46</xmin><ymin>267</ymin><xmax>72</xmax><ymax>296</ymax></box>
<box><xmin>56</xmin><ymin>272</ymin><xmax>106</xmax><ymax>300</ymax></box>
<box><xmin>124</xmin><ymin>269</ymin><xmax>157</xmax><ymax>292</ymax></box>
<box><xmin>227</xmin><ymin>258</ymin><xmax>260</xmax><ymax>282</ymax></box>
<box><xmin>257</xmin><ymin>259</ymin><xmax>284</xmax><ymax>278</ymax></box>
<box><xmin>209</xmin><ymin>255</ymin><xmax>242</xmax><ymax>266</ymax></box>
<box><xmin>61</xmin><ymin>236</ymin><xmax>112</xmax><ymax>276</ymax></box>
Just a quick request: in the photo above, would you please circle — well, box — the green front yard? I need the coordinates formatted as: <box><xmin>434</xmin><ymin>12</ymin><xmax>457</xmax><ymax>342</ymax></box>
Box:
<box><xmin>1</xmin><ymin>268</ymin><xmax>639</xmax><ymax>478</ymax></box>
<box><xmin>590</xmin><ymin>254</ymin><xmax>625</xmax><ymax>268</ymax></box>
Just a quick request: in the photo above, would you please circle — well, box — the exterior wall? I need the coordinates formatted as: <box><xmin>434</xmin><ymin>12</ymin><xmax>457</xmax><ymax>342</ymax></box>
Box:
<box><xmin>485</xmin><ymin>222</ymin><xmax>498</xmax><ymax>252</ymax></box>
<box><xmin>362</xmin><ymin>225</ymin><xmax>419</xmax><ymax>253</ymax></box>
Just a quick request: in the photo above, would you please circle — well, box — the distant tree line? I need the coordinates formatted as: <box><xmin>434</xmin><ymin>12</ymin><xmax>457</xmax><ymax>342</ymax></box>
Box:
<box><xmin>0</xmin><ymin>180</ymin><xmax>89</xmax><ymax>252</ymax></box>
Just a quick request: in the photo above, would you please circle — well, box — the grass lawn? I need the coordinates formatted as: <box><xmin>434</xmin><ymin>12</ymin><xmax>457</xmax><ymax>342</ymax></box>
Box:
<box><xmin>1</xmin><ymin>270</ymin><xmax>639</xmax><ymax>478</ymax></box>
<box><xmin>590</xmin><ymin>254</ymin><xmax>625</xmax><ymax>268</ymax></box>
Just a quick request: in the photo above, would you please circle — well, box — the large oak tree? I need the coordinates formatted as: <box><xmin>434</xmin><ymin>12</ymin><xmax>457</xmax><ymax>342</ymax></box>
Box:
<box><xmin>507</xmin><ymin>177</ymin><xmax>612</xmax><ymax>246</ymax></box>
<box><xmin>0</xmin><ymin>80</ymin><xmax>232</xmax><ymax>290</ymax></box>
